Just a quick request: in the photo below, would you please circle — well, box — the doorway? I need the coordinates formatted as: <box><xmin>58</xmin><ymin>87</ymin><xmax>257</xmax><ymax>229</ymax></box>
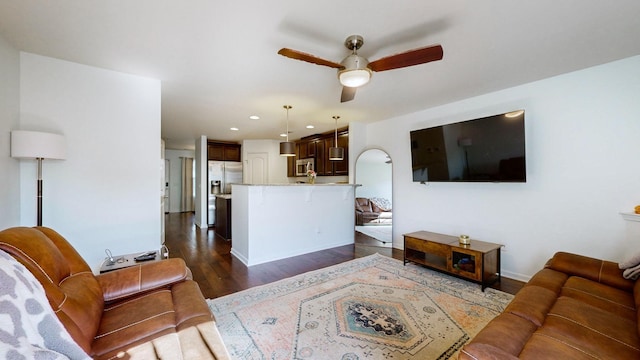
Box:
<box><xmin>354</xmin><ymin>149</ymin><xmax>393</xmax><ymax>248</ymax></box>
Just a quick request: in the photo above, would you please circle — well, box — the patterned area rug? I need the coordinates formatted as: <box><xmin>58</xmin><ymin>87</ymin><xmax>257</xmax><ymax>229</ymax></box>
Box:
<box><xmin>207</xmin><ymin>253</ymin><xmax>513</xmax><ymax>360</ymax></box>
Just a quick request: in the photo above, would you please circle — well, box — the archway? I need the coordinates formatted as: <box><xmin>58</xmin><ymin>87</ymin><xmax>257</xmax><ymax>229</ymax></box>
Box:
<box><xmin>354</xmin><ymin>149</ymin><xmax>393</xmax><ymax>248</ymax></box>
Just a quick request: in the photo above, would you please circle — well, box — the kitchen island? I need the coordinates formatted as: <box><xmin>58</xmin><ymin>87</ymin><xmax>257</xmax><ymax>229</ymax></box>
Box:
<box><xmin>231</xmin><ymin>183</ymin><xmax>360</xmax><ymax>266</ymax></box>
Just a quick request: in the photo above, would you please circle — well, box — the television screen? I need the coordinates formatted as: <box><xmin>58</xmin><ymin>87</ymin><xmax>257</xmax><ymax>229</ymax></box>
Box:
<box><xmin>410</xmin><ymin>110</ymin><xmax>526</xmax><ymax>183</ymax></box>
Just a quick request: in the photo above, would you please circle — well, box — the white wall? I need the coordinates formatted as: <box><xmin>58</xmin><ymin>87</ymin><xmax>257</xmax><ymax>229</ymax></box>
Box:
<box><xmin>367</xmin><ymin>55</ymin><xmax>640</xmax><ymax>281</ymax></box>
<box><xmin>164</xmin><ymin>149</ymin><xmax>195</xmax><ymax>213</ymax></box>
<box><xmin>242</xmin><ymin>139</ymin><xmax>288</xmax><ymax>184</ymax></box>
<box><xmin>19</xmin><ymin>52</ymin><xmax>162</xmax><ymax>271</ymax></box>
<box><xmin>0</xmin><ymin>33</ymin><xmax>20</xmax><ymax>229</ymax></box>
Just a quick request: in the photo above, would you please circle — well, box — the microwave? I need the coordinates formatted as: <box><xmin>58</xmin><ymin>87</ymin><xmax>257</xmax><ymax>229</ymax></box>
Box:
<box><xmin>296</xmin><ymin>158</ymin><xmax>314</xmax><ymax>176</ymax></box>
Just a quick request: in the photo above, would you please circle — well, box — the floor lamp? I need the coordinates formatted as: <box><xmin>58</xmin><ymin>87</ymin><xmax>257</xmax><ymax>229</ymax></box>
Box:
<box><xmin>11</xmin><ymin>130</ymin><xmax>66</xmax><ymax>226</ymax></box>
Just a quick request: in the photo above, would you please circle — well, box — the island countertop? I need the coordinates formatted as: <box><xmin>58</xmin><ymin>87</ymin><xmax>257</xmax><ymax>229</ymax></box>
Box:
<box><xmin>230</xmin><ymin>183</ymin><xmax>358</xmax><ymax>266</ymax></box>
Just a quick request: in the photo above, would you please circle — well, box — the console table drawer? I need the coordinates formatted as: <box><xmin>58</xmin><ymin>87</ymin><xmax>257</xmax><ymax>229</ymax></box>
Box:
<box><xmin>405</xmin><ymin>237</ymin><xmax>449</xmax><ymax>257</ymax></box>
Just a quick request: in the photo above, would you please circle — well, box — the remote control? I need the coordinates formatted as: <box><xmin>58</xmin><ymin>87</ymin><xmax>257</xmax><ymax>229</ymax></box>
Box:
<box><xmin>134</xmin><ymin>251</ymin><xmax>157</xmax><ymax>262</ymax></box>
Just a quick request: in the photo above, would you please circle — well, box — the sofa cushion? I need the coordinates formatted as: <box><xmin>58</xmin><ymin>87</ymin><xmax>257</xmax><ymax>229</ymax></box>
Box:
<box><xmin>561</xmin><ymin>276</ymin><xmax>636</xmax><ymax>321</ymax></box>
<box><xmin>518</xmin><ymin>332</ymin><xmax>603</xmax><ymax>360</ymax></box>
<box><xmin>546</xmin><ymin>251</ymin><xmax>634</xmax><ymax>292</ymax></box>
<box><xmin>460</xmin><ymin>313</ymin><xmax>537</xmax><ymax>358</ymax></box>
<box><xmin>535</xmin><ymin>296</ymin><xmax>640</xmax><ymax>358</ymax></box>
<box><xmin>504</xmin><ymin>285</ymin><xmax>558</xmax><ymax>327</ymax></box>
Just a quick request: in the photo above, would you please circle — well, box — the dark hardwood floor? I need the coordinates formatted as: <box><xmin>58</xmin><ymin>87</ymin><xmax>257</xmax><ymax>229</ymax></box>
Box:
<box><xmin>164</xmin><ymin>212</ymin><xmax>524</xmax><ymax>299</ymax></box>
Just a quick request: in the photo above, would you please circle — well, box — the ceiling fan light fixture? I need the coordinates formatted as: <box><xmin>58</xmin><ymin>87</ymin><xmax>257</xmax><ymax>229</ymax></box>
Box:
<box><xmin>339</xmin><ymin>69</ymin><xmax>371</xmax><ymax>87</ymax></box>
<box><xmin>338</xmin><ymin>53</ymin><xmax>371</xmax><ymax>88</ymax></box>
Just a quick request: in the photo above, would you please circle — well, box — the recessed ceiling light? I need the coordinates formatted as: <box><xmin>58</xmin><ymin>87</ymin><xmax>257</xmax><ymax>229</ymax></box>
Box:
<box><xmin>249</xmin><ymin>115</ymin><xmax>260</xmax><ymax>120</ymax></box>
<box><xmin>230</xmin><ymin>127</ymin><xmax>239</xmax><ymax>131</ymax></box>
<box><xmin>280</xmin><ymin>133</ymin><xmax>287</xmax><ymax>137</ymax></box>
<box><xmin>306</xmin><ymin>125</ymin><xmax>315</xmax><ymax>129</ymax></box>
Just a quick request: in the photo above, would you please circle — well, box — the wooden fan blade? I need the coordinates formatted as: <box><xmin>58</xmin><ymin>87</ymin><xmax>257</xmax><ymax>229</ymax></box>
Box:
<box><xmin>278</xmin><ymin>48</ymin><xmax>344</xmax><ymax>69</ymax></box>
<box><xmin>367</xmin><ymin>44</ymin><xmax>443</xmax><ymax>72</ymax></box>
<box><xmin>341</xmin><ymin>86</ymin><xmax>356</xmax><ymax>103</ymax></box>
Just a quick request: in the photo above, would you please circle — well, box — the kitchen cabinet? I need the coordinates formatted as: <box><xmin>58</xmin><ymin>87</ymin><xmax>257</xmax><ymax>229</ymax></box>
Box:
<box><xmin>286</xmin><ymin>128</ymin><xmax>348</xmax><ymax>177</ymax></box>
<box><xmin>298</xmin><ymin>140</ymin><xmax>316</xmax><ymax>159</ymax></box>
<box><xmin>215</xmin><ymin>195</ymin><xmax>232</xmax><ymax>240</ymax></box>
<box><xmin>318</xmin><ymin>130</ymin><xmax>348</xmax><ymax>176</ymax></box>
<box><xmin>208</xmin><ymin>141</ymin><xmax>241</xmax><ymax>162</ymax></box>
<box><xmin>314</xmin><ymin>139</ymin><xmax>327</xmax><ymax>175</ymax></box>
<box><xmin>287</xmin><ymin>155</ymin><xmax>296</xmax><ymax>177</ymax></box>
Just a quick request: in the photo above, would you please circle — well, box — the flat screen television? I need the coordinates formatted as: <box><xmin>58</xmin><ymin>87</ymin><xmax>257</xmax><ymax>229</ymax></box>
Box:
<box><xmin>410</xmin><ymin>110</ymin><xmax>526</xmax><ymax>183</ymax></box>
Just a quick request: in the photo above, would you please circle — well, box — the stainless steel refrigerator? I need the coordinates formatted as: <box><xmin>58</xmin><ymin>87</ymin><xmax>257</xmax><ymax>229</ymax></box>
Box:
<box><xmin>207</xmin><ymin>161</ymin><xmax>243</xmax><ymax>226</ymax></box>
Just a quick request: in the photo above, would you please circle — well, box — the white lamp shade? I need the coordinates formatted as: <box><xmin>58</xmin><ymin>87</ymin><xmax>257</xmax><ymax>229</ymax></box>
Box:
<box><xmin>11</xmin><ymin>130</ymin><xmax>66</xmax><ymax>159</ymax></box>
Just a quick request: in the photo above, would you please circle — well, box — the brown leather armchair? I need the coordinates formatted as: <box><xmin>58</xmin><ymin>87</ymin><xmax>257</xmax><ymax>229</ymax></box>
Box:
<box><xmin>355</xmin><ymin>197</ymin><xmax>384</xmax><ymax>225</ymax></box>
<box><xmin>0</xmin><ymin>226</ymin><xmax>229</xmax><ymax>359</ymax></box>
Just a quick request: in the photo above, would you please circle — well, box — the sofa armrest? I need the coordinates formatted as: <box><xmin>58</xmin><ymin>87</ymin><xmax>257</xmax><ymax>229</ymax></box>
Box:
<box><xmin>97</xmin><ymin>258</ymin><xmax>192</xmax><ymax>303</ymax></box>
<box><xmin>545</xmin><ymin>251</ymin><xmax>634</xmax><ymax>292</ymax></box>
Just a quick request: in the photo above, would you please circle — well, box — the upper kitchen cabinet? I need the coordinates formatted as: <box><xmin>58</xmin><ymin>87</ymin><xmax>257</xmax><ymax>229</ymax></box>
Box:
<box><xmin>208</xmin><ymin>141</ymin><xmax>241</xmax><ymax>162</ymax></box>
<box><xmin>319</xmin><ymin>129</ymin><xmax>348</xmax><ymax>176</ymax></box>
<box><xmin>297</xmin><ymin>140</ymin><xmax>316</xmax><ymax>159</ymax></box>
<box><xmin>286</xmin><ymin>127</ymin><xmax>348</xmax><ymax>177</ymax></box>
<box><xmin>332</xmin><ymin>130</ymin><xmax>349</xmax><ymax>175</ymax></box>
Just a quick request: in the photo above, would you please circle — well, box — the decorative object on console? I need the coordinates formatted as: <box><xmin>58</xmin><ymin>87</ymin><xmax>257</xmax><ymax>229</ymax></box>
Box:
<box><xmin>635</xmin><ymin>204</ymin><xmax>640</xmax><ymax>214</ymax></box>
<box><xmin>459</xmin><ymin>234</ymin><xmax>471</xmax><ymax>245</ymax></box>
<box><xmin>279</xmin><ymin>105</ymin><xmax>295</xmax><ymax>157</ymax></box>
<box><xmin>10</xmin><ymin>130</ymin><xmax>66</xmax><ymax>226</ymax></box>
<box><xmin>329</xmin><ymin>115</ymin><xmax>344</xmax><ymax>161</ymax></box>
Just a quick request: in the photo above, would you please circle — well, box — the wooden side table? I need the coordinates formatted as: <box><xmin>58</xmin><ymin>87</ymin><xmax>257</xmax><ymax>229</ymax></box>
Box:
<box><xmin>99</xmin><ymin>250</ymin><xmax>161</xmax><ymax>273</ymax></box>
<box><xmin>403</xmin><ymin>231</ymin><xmax>501</xmax><ymax>291</ymax></box>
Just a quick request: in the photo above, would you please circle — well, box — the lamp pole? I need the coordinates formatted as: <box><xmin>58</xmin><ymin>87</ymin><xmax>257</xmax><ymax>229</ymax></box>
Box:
<box><xmin>36</xmin><ymin>157</ymin><xmax>44</xmax><ymax>226</ymax></box>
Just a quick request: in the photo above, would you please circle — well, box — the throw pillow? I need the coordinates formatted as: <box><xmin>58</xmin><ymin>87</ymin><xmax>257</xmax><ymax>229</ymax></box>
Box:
<box><xmin>0</xmin><ymin>250</ymin><xmax>91</xmax><ymax>360</ymax></box>
<box><xmin>619</xmin><ymin>250</ymin><xmax>640</xmax><ymax>269</ymax></box>
<box><xmin>370</xmin><ymin>197</ymin><xmax>392</xmax><ymax>212</ymax></box>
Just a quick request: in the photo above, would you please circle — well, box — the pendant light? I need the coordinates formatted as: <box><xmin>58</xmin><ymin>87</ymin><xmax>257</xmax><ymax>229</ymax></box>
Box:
<box><xmin>279</xmin><ymin>105</ymin><xmax>295</xmax><ymax>156</ymax></box>
<box><xmin>328</xmin><ymin>115</ymin><xmax>344</xmax><ymax>161</ymax></box>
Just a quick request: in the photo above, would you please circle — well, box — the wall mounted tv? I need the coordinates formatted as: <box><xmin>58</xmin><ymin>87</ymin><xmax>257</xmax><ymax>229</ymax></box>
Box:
<box><xmin>410</xmin><ymin>110</ymin><xmax>526</xmax><ymax>183</ymax></box>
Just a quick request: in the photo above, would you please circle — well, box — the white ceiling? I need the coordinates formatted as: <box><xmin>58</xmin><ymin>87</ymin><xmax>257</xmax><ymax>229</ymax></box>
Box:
<box><xmin>1</xmin><ymin>1</ymin><xmax>639</xmax><ymax>150</ymax></box>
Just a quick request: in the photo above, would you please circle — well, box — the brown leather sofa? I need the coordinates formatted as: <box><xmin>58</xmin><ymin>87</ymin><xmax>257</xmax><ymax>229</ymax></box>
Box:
<box><xmin>459</xmin><ymin>251</ymin><xmax>639</xmax><ymax>359</ymax></box>
<box><xmin>355</xmin><ymin>197</ymin><xmax>385</xmax><ymax>225</ymax></box>
<box><xmin>0</xmin><ymin>226</ymin><xmax>230</xmax><ymax>359</ymax></box>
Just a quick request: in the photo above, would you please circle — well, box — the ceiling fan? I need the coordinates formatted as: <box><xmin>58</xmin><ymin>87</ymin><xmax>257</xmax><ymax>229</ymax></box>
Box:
<box><xmin>278</xmin><ymin>35</ymin><xmax>443</xmax><ymax>102</ymax></box>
